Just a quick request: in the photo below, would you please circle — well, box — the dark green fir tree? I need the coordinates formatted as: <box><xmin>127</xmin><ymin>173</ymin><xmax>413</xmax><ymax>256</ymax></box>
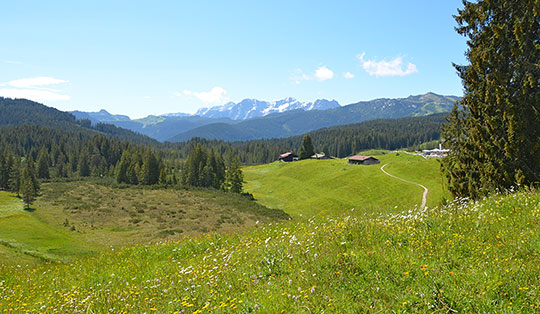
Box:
<box><xmin>299</xmin><ymin>134</ymin><xmax>315</xmax><ymax>160</ymax></box>
<box><xmin>441</xmin><ymin>0</ymin><xmax>540</xmax><ymax>198</ymax></box>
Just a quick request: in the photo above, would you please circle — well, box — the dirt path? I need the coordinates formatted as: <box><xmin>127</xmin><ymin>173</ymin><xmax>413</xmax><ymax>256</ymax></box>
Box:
<box><xmin>380</xmin><ymin>164</ymin><xmax>428</xmax><ymax>210</ymax></box>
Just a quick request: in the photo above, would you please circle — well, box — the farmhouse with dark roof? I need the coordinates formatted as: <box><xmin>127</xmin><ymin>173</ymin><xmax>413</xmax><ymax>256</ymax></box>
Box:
<box><xmin>279</xmin><ymin>152</ymin><xmax>298</xmax><ymax>162</ymax></box>
<box><xmin>348</xmin><ymin>155</ymin><xmax>380</xmax><ymax>165</ymax></box>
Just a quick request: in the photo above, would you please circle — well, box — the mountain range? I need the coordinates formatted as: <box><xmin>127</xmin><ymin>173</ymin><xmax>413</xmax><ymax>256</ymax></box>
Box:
<box><xmin>169</xmin><ymin>93</ymin><xmax>459</xmax><ymax>142</ymax></box>
<box><xmin>70</xmin><ymin>92</ymin><xmax>459</xmax><ymax>142</ymax></box>
<box><xmin>192</xmin><ymin>98</ymin><xmax>340</xmax><ymax>120</ymax></box>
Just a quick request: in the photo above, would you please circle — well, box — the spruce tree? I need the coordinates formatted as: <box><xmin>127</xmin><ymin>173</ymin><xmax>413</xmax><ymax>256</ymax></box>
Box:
<box><xmin>159</xmin><ymin>168</ymin><xmax>167</xmax><ymax>185</ymax></box>
<box><xmin>182</xmin><ymin>145</ymin><xmax>207</xmax><ymax>187</ymax></box>
<box><xmin>116</xmin><ymin>151</ymin><xmax>130</xmax><ymax>184</ymax></box>
<box><xmin>20</xmin><ymin>167</ymin><xmax>36</xmax><ymax>209</ymax></box>
<box><xmin>0</xmin><ymin>151</ymin><xmax>14</xmax><ymax>190</ymax></box>
<box><xmin>78</xmin><ymin>150</ymin><xmax>90</xmax><ymax>177</ymax></box>
<box><xmin>8</xmin><ymin>157</ymin><xmax>21</xmax><ymax>196</ymax></box>
<box><xmin>214</xmin><ymin>154</ymin><xmax>226</xmax><ymax>189</ymax></box>
<box><xmin>56</xmin><ymin>154</ymin><xmax>67</xmax><ymax>178</ymax></box>
<box><xmin>441</xmin><ymin>0</ymin><xmax>540</xmax><ymax>198</ymax></box>
<box><xmin>127</xmin><ymin>161</ymin><xmax>139</xmax><ymax>185</ymax></box>
<box><xmin>26</xmin><ymin>156</ymin><xmax>40</xmax><ymax>194</ymax></box>
<box><xmin>37</xmin><ymin>148</ymin><xmax>50</xmax><ymax>179</ymax></box>
<box><xmin>299</xmin><ymin>134</ymin><xmax>315</xmax><ymax>160</ymax></box>
<box><xmin>20</xmin><ymin>158</ymin><xmax>39</xmax><ymax>208</ymax></box>
<box><xmin>0</xmin><ymin>152</ymin><xmax>5</xmax><ymax>190</ymax></box>
<box><xmin>140</xmin><ymin>149</ymin><xmax>160</xmax><ymax>185</ymax></box>
<box><xmin>224</xmin><ymin>155</ymin><xmax>244</xmax><ymax>193</ymax></box>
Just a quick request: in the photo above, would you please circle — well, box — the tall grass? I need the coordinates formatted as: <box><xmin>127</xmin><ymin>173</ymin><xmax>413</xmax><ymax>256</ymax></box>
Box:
<box><xmin>1</xmin><ymin>189</ymin><xmax>538</xmax><ymax>313</ymax></box>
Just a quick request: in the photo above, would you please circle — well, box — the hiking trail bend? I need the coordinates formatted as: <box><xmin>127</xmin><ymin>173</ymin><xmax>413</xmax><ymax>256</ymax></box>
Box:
<box><xmin>380</xmin><ymin>164</ymin><xmax>428</xmax><ymax>210</ymax></box>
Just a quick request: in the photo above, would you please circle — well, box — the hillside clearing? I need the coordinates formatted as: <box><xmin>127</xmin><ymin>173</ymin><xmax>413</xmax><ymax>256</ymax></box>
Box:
<box><xmin>0</xmin><ymin>182</ymin><xmax>289</xmax><ymax>265</ymax></box>
<box><xmin>0</xmin><ymin>191</ymin><xmax>91</xmax><ymax>264</ymax></box>
<box><xmin>243</xmin><ymin>153</ymin><xmax>448</xmax><ymax>218</ymax></box>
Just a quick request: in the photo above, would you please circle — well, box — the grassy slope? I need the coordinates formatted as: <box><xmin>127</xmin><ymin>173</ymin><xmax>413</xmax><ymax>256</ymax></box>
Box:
<box><xmin>0</xmin><ymin>182</ymin><xmax>289</xmax><ymax>265</ymax></box>
<box><xmin>1</xmin><ymin>189</ymin><xmax>538</xmax><ymax>313</ymax></box>
<box><xmin>383</xmin><ymin>153</ymin><xmax>453</xmax><ymax>206</ymax></box>
<box><xmin>243</xmin><ymin>153</ymin><xmax>446</xmax><ymax>218</ymax></box>
<box><xmin>0</xmin><ymin>191</ymin><xmax>92</xmax><ymax>264</ymax></box>
<box><xmin>34</xmin><ymin>181</ymin><xmax>289</xmax><ymax>248</ymax></box>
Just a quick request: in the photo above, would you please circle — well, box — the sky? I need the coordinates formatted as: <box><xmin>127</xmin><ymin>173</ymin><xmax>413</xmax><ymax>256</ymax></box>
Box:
<box><xmin>0</xmin><ymin>1</ymin><xmax>467</xmax><ymax>119</ymax></box>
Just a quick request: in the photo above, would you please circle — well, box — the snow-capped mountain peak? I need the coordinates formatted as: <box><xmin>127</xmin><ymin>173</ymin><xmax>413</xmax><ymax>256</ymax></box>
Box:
<box><xmin>193</xmin><ymin>98</ymin><xmax>340</xmax><ymax>120</ymax></box>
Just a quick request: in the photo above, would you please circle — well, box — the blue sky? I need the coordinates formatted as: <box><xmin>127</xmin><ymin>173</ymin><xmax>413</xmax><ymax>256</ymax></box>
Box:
<box><xmin>0</xmin><ymin>1</ymin><xmax>467</xmax><ymax>118</ymax></box>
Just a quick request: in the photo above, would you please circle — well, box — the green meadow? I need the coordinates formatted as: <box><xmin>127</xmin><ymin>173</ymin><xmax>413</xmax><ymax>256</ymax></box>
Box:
<box><xmin>0</xmin><ymin>182</ymin><xmax>289</xmax><ymax>265</ymax></box>
<box><xmin>243</xmin><ymin>152</ymin><xmax>450</xmax><ymax>218</ymax></box>
<box><xmin>1</xmin><ymin>186</ymin><xmax>538</xmax><ymax>312</ymax></box>
<box><xmin>0</xmin><ymin>154</ymin><xmax>539</xmax><ymax>312</ymax></box>
<box><xmin>0</xmin><ymin>191</ymin><xmax>92</xmax><ymax>264</ymax></box>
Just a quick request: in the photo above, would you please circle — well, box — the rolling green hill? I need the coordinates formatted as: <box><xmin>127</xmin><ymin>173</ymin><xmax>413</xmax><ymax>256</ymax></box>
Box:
<box><xmin>243</xmin><ymin>152</ymin><xmax>450</xmax><ymax>217</ymax></box>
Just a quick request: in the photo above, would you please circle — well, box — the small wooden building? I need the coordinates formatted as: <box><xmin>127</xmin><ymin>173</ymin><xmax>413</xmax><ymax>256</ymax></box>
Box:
<box><xmin>279</xmin><ymin>152</ymin><xmax>298</xmax><ymax>162</ymax></box>
<box><xmin>348</xmin><ymin>155</ymin><xmax>380</xmax><ymax>165</ymax></box>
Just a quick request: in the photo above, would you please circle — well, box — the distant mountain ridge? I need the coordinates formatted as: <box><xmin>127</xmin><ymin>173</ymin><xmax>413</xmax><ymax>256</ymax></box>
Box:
<box><xmin>193</xmin><ymin>97</ymin><xmax>340</xmax><ymax>120</ymax></box>
<box><xmin>168</xmin><ymin>92</ymin><xmax>460</xmax><ymax>142</ymax></box>
<box><xmin>71</xmin><ymin>109</ymin><xmax>131</xmax><ymax>124</ymax></box>
<box><xmin>67</xmin><ymin>92</ymin><xmax>459</xmax><ymax>142</ymax></box>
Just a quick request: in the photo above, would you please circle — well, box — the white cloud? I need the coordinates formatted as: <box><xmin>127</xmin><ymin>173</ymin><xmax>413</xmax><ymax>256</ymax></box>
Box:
<box><xmin>314</xmin><ymin>66</ymin><xmax>334</xmax><ymax>81</ymax></box>
<box><xmin>0</xmin><ymin>76</ymin><xmax>70</xmax><ymax>102</ymax></box>
<box><xmin>7</xmin><ymin>76</ymin><xmax>68</xmax><ymax>88</ymax></box>
<box><xmin>344</xmin><ymin>72</ymin><xmax>355</xmax><ymax>79</ymax></box>
<box><xmin>291</xmin><ymin>69</ymin><xmax>312</xmax><ymax>84</ymax></box>
<box><xmin>0</xmin><ymin>88</ymin><xmax>70</xmax><ymax>101</ymax></box>
<box><xmin>4</xmin><ymin>60</ymin><xmax>23</xmax><ymax>64</ymax></box>
<box><xmin>357</xmin><ymin>52</ymin><xmax>418</xmax><ymax>77</ymax></box>
<box><xmin>183</xmin><ymin>86</ymin><xmax>228</xmax><ymax>104</ymax></box>
<box><xmin>292</xmin><ymin>66</ymin><xmax>334</xmax><ymax>84</ymax></box>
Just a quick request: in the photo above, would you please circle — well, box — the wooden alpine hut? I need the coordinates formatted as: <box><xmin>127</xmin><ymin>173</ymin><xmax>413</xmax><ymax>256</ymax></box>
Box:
<box><xmin>279</xmin><ymin>152</ymin><xmax>298</xmax><ymax>162</ymax></box>
<box><xmin>348</xmin><ymin>155</ymin><xmax>380</xmax><ymax>165</ymax></box>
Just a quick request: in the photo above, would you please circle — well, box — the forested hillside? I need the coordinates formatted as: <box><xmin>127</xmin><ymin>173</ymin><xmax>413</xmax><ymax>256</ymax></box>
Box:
<box><xmin>0</xmin><ymin>98</ymin><xmax>248</xmax><ymax>208</ymax></box>
<box><xmin>0</xmin><ymin>97</ymin><xmax>76</xmax><ymax>125</ymax></box>
<box><xmin>166</xmin><ymin>113</ymin><xmax>448</xmax><ymax>164</ymax></box>
<box><xmin>0</xmin><ymin>97</ymin><xmax>157</xmax><ymax>145</ymax></box>
<box><xmin>0</xmin><ymin>96</ymin><xmax>447</xmax><ymax>179</ymax></box>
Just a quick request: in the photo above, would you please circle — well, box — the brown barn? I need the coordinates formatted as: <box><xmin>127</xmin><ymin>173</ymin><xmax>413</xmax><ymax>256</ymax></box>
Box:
<box><xmin>279</xmin><ymin>152</ymin><xmax>298</xmax><ymax>162</ymax></box>
<box><xmin>348</xmin><ymin>155</ymin><xmax>380</xmax><ymax>165</ymax></box>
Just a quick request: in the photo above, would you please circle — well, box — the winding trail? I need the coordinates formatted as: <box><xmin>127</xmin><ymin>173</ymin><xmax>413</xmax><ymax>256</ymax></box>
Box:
<box><xmin>380</xmin><ymin>164</ymin><xmax>428</xmax><ymax>210</ymax></box>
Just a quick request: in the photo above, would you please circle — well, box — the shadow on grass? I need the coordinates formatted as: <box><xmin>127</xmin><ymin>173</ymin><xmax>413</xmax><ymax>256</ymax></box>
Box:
<box><xmin>24</xmin><ymin>207</ymin><xmax>35</xmax><ymax>212</ymax></box>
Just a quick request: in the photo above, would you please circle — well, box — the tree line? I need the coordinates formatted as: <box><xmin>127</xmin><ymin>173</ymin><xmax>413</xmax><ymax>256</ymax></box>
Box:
<box><xmin>0</xmin><ymin>125</ymin><xmax>246</xmax><ymax>208</ymax></box>
<box><xmin>164</xmin><ymin>113</ymin><xmax>447</xmax><ymax>164</ymax></box>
